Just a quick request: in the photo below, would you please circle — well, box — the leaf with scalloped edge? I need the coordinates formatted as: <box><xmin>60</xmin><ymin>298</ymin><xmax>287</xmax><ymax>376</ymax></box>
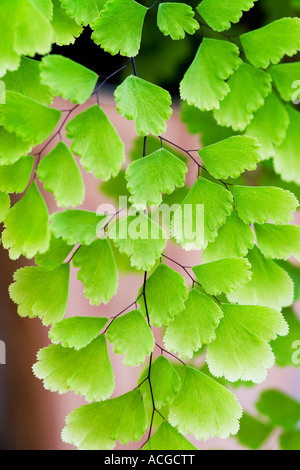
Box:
<box><xmin>0</xmin><ymin>192</ymin><xmax>10</xmax><ymax>222</ymax></box>
<box><xmin>271</xmin><ymin>308</ymin><xmax>300</xmax><ymax>367</ymax></box>
<box><xmin>33</xmin><ymin>335</ymin><xmax>114</xmax><ymax>402</ymax></box>
<box><xmin>50</xmin><ymin>210</ymin><xmax>106</xmax><ymax>245</ymax></box>
<box><xmin>125</xmin><ymin>148</ymin><xmax>187</xmax><ymax>208</ymax></box>
<box><xmin>207</xmin><ymin>304</ymin><xmax>288</xmax><ymax>383</ymax></box>
<box><xmin>9</xmin><ymin>263</ymin><xmax>70</xmax><ymax>325</ymax></box>
<box><xmin>269</xmin><ymin>62</ymin><xmax>300</xmax><ymax>101</ymax></box>
<box><xmin>138</xmin><ymin>356</ymin><xmax>181</xmax><ymax>409</ymax></box>
<box><xmin>138</xmin><ymin>264</ymin><xmax>188</xmax><ymax>327</ymax></box>
<box><xmin>66</xmin><ymin>105</ymin><xmax>125</xmax><ymax>180</ymax></box>
<box><xmin>40</xmin><ymin>55</ymin><xmax>98</xmax><ymax>104</ymax></box>
<box><xmin>62</xmin><ymin>389</ymin><xmax>147</xmax><ymax>450</ymax></box>
<box><xmin>109</xmin><ymin>213</ymin><xmax>167</xmax><ymax>271</ymax></box>
<box><xmin>273</xmin><ymin>107</ymin><xmax>300</xmax><ymax>185</ymax></box>
<box><xmin>255</xmin><ymin>223</ymin><xmax>300</xmax><ymax>262</ymax></box>
<box><xmin>214</xmin><ymin>63</ymin><xmax>272</xmax><ymax>131</ymax></box>
<box><xmin>0</xmin><ymin>0</ymin><xmax>53</xmax><ymax>77</ymax></box>
<box><xmin>114</xmin><ymin>76</ymin><xmax>172</xmax><ymax>136</ymax></box>
<box><xmin>59</xmin><ymin>0</ymin><xmax>107</xmax><ymax>26</ymax></box>
<box><xmin>233</xmin><ymin>185</ymin><xmax>299</xmax><ymax>225</ymax></box>
<box><xmin>49</xmin><ymin>316</ymin><xmax>108</xmax><ymax>350</ymax></box>
<box><xmin>143</xmin><ymin>422</ymin><xmax>196</xmax><ymax>450</ymax></box>
<box><xmin>241</xmin><ymin>18</ymin><xmax>300</xmax><ymax>69</ymax></box>
<box><xmin>246</xmin><ymin>92</ymin><xmax>289</xmax><ymax>160</ymax></box>
<box><xmin>197</xmin><ymin>0</ymin><xmax>258</xmax><ymax>32</ymax></box>
<box><xmin>0</xmin><ymin>156</ymin><xmax>34</xmax><ymax>193</ymax></box>
<box><xmin>107</xmin><ymin>309</ymin><xmax>154</xmax><ymax>366</ymax></box>
<box><xmin>37</xmin><ymin>142</ymin><xmax>85</xmax><ymax>208</ymax></box>
<box><xmin>2</xmin><ymin>182</ymin><xmax>50</xmax><ymax>259</ymax></box>
<box><xmin>3</xmin><ymin>56</ymin><xmax>53</xmax><ymax>105</ymax></box>
<box><xmin>171</xmin><ymin>177</ymin><xmax>233</xmax><ymax>250</ymax></box>
<box><xmin>164</xmin><ymin>288</ymin><xmax>223</xmax><ymax>359</ymax></box>
<box><xmin>91</xmin><ymin>0</ymin><xmax>147</xmax><ymax>57</ymax></box>
<box><xmin>0</xmin><ymin>91</ymin><xmax>61</xmax><ymax>146</ymax></box>
<box><xmin>169</xmin><ymin>366</ymin><xmax>242</xmax><ymax>440</ymax></box>
<box><xmin>157</xmin><ymin>3</ymin><xmax>199</xmax><ymax>40</ymax></box>
<box><xmin>72</xmin><ymin>239</ymin><xmax>118</xmax><ymax>306</ymax></box>
<box><xmin>35</xmin><ymin>233</ymin><xmax>74</xmax><ymax>269</ymax></box>
<box><xmin>227</xmin><ymin>246</ymin><xmax>294</xmax><ymax>310</ymax></box>
<box><xmin>199</xmin><ymin>136</ymin><xmax>260</xmax><ymax>180</ymax></box>
<box><xmin>202</xmin><ymin>211</ymin><xmax>255</xmax><ymax>263</ymax></box>
<box><xmin>51</xmin><ymin>0</ymin><xmax>83</xmax><ymax>46</ymax></box>
<box><xmin>0</xmin><ymin>127</ymin><xmax>33</xmax><ymax>165</ymax></box>
<box><xmin>193</xmin><ymin>258</ymin><xmax>252</xmax><ymax>296</ymax></box>
<box><xmin>180</xmin><ymin>39</ymin><xmax>241</xmax><ymax>111</ymax></box>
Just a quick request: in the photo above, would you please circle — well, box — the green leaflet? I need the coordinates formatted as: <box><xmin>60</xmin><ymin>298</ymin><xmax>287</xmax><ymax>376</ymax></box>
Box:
<box><xmin>169</xmin><ymin>366</ymin><xmax>243</xmax><ymax>440</ymax></box>
<box><xmin>280</xmin><ymin>430</ymin><xmax>300</xmax><ymax>451</ymax></box>
<box><xmin>246</xmin><ymin>92</ymin><xmax>290</xmax><ymax>160</ymax></box>
<box><xmin>0</xmin><ymin>127</ymin><xmax>33</xmax><ymax>166</ymax></box>
<box><xmin>236</xmin><ymin>413</ymin><xmax>273</xmax><ymax>450</ymax></box>
<box><xmin>255</xmin><ymin>223</ymin><xmax>300</xmax><ymax>262</ymax></box>
<box><xmin>9</xmin><ymin>263</ymin><xmax>70</xmax><ymax>325</ymax></box>
<box><xmin>192</xmin><ymin>258</ymin><xmax>252</xmax><ymax>296</ymax></box>
<box><xmin>180</xmin><ymin>39</ymin><xmax>242</xmax><ymax>111</ymax></box>
<box><xmin>107</xmin><ymin>309</ymin><xmax>155</xmax><ymax>366</ymax></box>
<box><xmin>138</xmin><ymin>264</ymin><xmax>188</xmax><ymax>327</ymax></box>
<box><xmin>164</xmin><ymin>288</ymin><xmax>223</xmax><ymax>359</ymax></box>
<box><xmin>241</xmin><ymin>18</ymin><xmax>300</xmax><ymax>68</ymax></box>
<box><xmin>202</xmin><ymin>211</ymin><xmax>255</xmax><ymax>263</ymax></box>
<box><xmin>197</xmin><ymin>0</ymin><xmax>258</xmax><ymax>32</ymax></box>
<box><xmin>0</xmin><ymin>156</ymin><xmax>34</xmax><ymax>193</ymax></box>
<box><xmin>0</xmin><ymin>192</ymin><xmax>10</xmax><ymax>223</ymax></box>
<box><xmin>269</xmin><ymin>62</ymin><xmax>300</xmax><ymax>101</ymax></box>
<box><xmin>35</xmin><ymin>233</ymin><xmax>74</xmax><ymax>269</ymax></box>
<box><xmin>3</xmin><ymin>56</ymin><xmax>53</xmax><ymax>105</ymax></box>
<box><xmin>138</xmin><ymin>356</ymin><xmax>181</xmax><ymax>409</ymax></box>
<box><xmin>157</xmin><ymin>3</ymin><xmax>199</xmax><ymax>40</ymax></box>
<box><xmin>40</xmin><ymin>55</ymin><xmax>98</xmax><ymax>104</ymax></box>
<box><xmin>114</xmin><ymin>75</ymin><xmax>172</xmax><ymax>136</ymax></box>
<box><xmin>199</xmin><ymin>136</ymin><xmax>261</xmax><ymax>179</ymax></box>
<box><xmin>91</xmin><ymin>0</ymin><xmax>147</xmax><ymax>57</ymax></box>
<box><xmin>233</xmin><ymin>185</ymin><xmax>299</xmax><ymax>224</ymax></box>
<box><xmin>0</xmin><ymin>91</ymin><xmax>61</xmax><ymax>146</ymax></box>
<box><xmin>271</xmin><ymin>308</ymin><xmax>300</xmax><ymax>367</ymax></box>
<box><xmin>59</xmin><ymin>0</ymin><xmax>107</xmax><ymax>26</ymax></box>
<box><xmin>227</xmin><ymin>246</ymin><xmax>294</xmax><ymax>310</ymax></box>
<box><xmin>0</xmin><ymin>0</ymin><xmax>53</xmax><ymax>77</ymax></box>
<box><xmin>37</xmin><ymin>142</ymin><xmax>85</xmax><ymax>208</ymax></box>
<box><xmin>72</xmin><ymin>239</ymin><xmax>118</xmax><ymax>306</ymax></box>
<box><xmin>2</xmin><ymin>182</ymin><xmax>50</xmax><ymax>260</ymax></box>
<box><xmin>171</xmin><ymin>177</ymin><xmax>233</xmax><ymax>250</ymax></box>
<box><xmin>108</xmin><ymin>213</ymin><xmax>167</xmax><ymax>271</ymax></box>
<box><xmin>125</xmin><ymin>148</ymin><xmax>187</xmax><ymax>208</ymax></box>
<box><xmin>33</xmin><ymin>335</ymin><xmax>115</xmax><ymax>402</ymax></box>
<box><xmin>50</xmin><ymin>210</ymin><xmax>106</xmax><ymax>245</ymax></box>
<box><xmin>66</xmin><ymin>105</ymin><xmax>125</xmax><ymax>180</ymax></box>
<box><xmin>206</xmin><ymin>304</ymin><xmax>288</xmax><ymax>383</ymax></box>
<box><xmin>213</xmin><ymin>62</ymin><xmax>272</xmax><ymax>131</ymax></box>
<box><xmin>51</xmin><ymin>0</ymin><xmax>83</xmax><ymax>46</ymax></box>
<box><xmin>49</xmin><ymin>316</ymin><xmax>108</xmax><ymax>350</ymax></box>
<box><xmin>62</xmin><ymin>389</ymin><xmax>147</xmax><ymax>450</ymax></box>
<box><xmin>273</xmin><ymin>107</ymin><xmax>300</xmax><ymax>185</ymax></box>
<box><xmin>143</xmin><ymin>422</ymin><xmax>196</xmax><ymax>450</ymax></box>
<box><xmin>256</xmin><ymin>390</ymin><xmax>300</xmax><ymax>430</ymax></box>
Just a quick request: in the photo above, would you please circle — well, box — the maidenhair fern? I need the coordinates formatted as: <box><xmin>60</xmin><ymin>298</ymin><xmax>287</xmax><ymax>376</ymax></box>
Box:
<box><xmin>0</xmin><ymin>0</ymin><xmax>299</xmax><ymax>451</ymax></box>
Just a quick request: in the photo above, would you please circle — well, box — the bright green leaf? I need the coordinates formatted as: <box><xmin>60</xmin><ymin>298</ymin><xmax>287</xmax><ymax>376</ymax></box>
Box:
<box><xmin>280</xmin><ymin>430</ymin><xmax>300</xmax><ymax>450</ymax></box>
<box><xmin>50</xmin><ymin>210</ymin><xmax>106</xmax><ymax>245</ymax></box>
<box><xmin>197</xmin><ymin>0</ymin><xmax>258</xmax><ymax>32</ymax></box>
<box><xmin>143</xmin><ymin>422</ymin><xmax>196</xmax><ymax>450</ymax></box>
<box><xmin>59</xmin><ymin>0</ymin><xmax>107</xmax><ymax>25</ymax></box>
<box><xmin>35</xmin><ymin>233</ymin><xmax>74</xmax><ymax>269</ymax></box>
<box><xmin>180</xmin><ymin>39</ymin><xmax>242</xmax><ymax>111</ymax></box>
<box><xmin>72</xmin><ymin>239</ymin><xmax>118</xmax><ymax>305</ymax></box>
<box><xmin>236</xmin><ymin>413</ymin><xmax>273</xmax><ymax>450</ymax></box>
<box><xmin>256</xmin><ymin>390</ymin><xmax>300</xmax><ymax>430</ymax></box>
<box><xmin>214</xmin><ymin>62</ymin><xmax>272</xmax><ymax>131</ymax></box>
<box><xmin>51</xmin><ymin>0</ymin><xmax>83</xmax><ymax>46</ymax></box>
<box><xmin>49</xmin><ymin>316</ymin><xmax>108</xmax><ymax>350</ymax></box>
<box><xmin>0</xmin><ymin>127</ymin><xmax>33</xmax><ymax>166</ymax></box>
<box><xmin>271</xmin><ymin>308</ymin><xmax>300</xmax><ymax>367</ymax></box>
<box><xmin>66</xmin><ymin>105</ymin><xmax>125</xmax><ymax>180</ymax></box>
<box><xmin>0</xmin><ymin>156</ymin><xmax>34</xmax><ymax>193</ymax></box>
<box><xmin>2</xmin><ymin>182</ymin><xmax>50</xmax><ymax>259</ymax></box>
<box><xmin>37</xmin><ymin>142</ymin><xmax>85</xmax><ymax>208</ymax></box>
<box><xmin>255</xmin><ymin>223</ymin><xmax>300</xmax><ymax>262</ymax></box>
<box><xmin>269</xmin><ymin>62</ymin><xmax>300</xmax><ymax>101</ymax></box>
<box><xmin>9</xmin><ymin>263</ymin><xmax>70</xmax><ymax>325</ymax></box>
<box><xmin>114</xmin><ymin>75</ymin><xmax>172</xmax><ymax>136</ymax></box>
<box><xmin>0</xmin><ymin>192</ymin><xmax>10</xmax><ymax>222</ymax></box>
<box><xmin>157</xmin><ymin>3</ymin><xmax>199</xmax><ymax>40</ymax></box>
